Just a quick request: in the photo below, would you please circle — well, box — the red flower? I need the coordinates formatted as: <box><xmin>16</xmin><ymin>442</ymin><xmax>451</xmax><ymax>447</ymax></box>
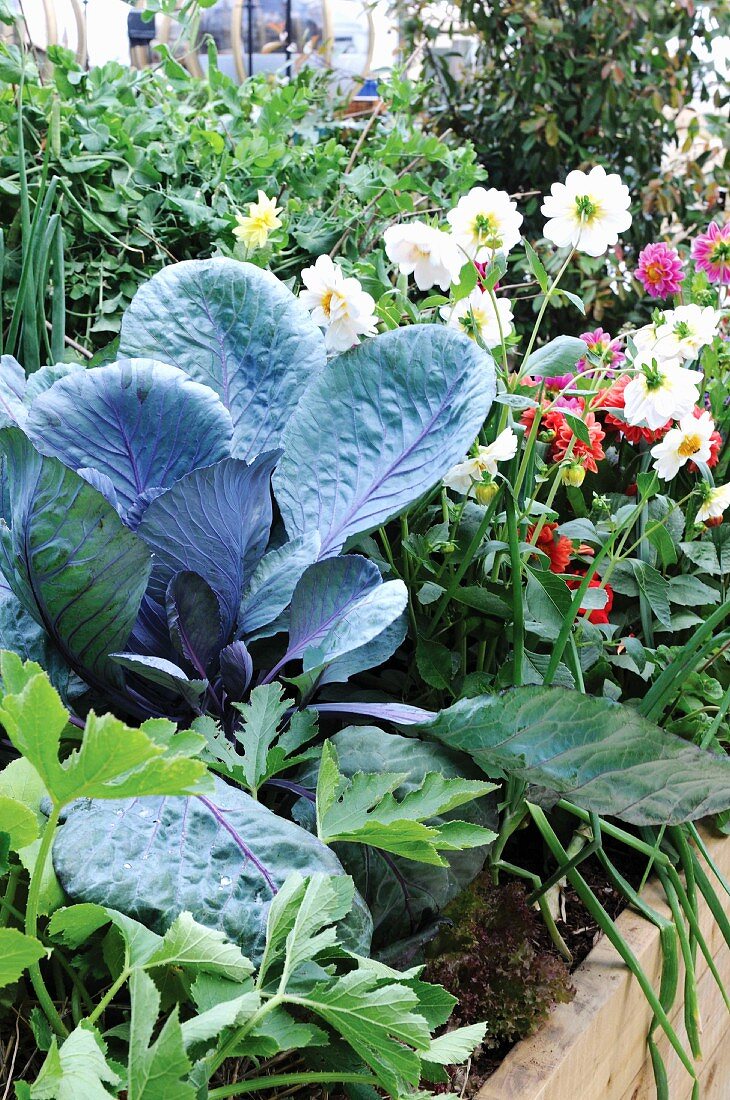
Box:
<box><xmin>565</xmin><ymin>571</ymin><xmax>614</xmax><ymax>625</ymax></box>
<box><xmin>599</xmin><ymin>375</ymin><xmax>671</xmax><ymax>444</ymax></box>
<box><xmin>688</xmin><ymin>406</ymin><xmax>722</xmax><ymax>472</ymax></box>
<box><xmin>551</xmin><ymin>411</ymin><xmax>606</xmax><ymax>473</ymax></box>
<box><xmin>520</xmin><ymin>404</ymin><xmax>567</xmax><ymax>440</ymax></box>
<box><xmin>528</xmin><ymin>521</ymin><xmax>573</xmax><ymax>574</ymax></box>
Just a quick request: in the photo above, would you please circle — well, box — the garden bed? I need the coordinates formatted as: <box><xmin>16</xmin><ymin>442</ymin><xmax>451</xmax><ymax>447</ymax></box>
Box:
<box><xmin>478</xmin><ymin>828</ymin><xmax>730</xmax><ymax>1100</ymax></box>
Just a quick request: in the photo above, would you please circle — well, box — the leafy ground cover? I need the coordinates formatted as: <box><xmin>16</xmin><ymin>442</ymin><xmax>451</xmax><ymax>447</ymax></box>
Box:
<box><xmin>1</xmin><ymin>18</ymin><xmax>730</xmax><ymax>1100</ymax></box>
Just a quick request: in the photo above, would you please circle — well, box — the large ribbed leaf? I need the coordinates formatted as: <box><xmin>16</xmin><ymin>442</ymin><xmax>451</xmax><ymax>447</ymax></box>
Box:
<box><xmin>137</xmin><ymin>454</ymin><xmax>277</xmax><ymax>637</ymax></box>
<box><xmin>266</xmin><ymin>556</ymin><xmax>407</xmax><ymax>679</ymax></box>
<box><xmin>119</xmin><ymin>259</ymin><xmax>326</xmax><ymax>460</ymax></box>
<box><xmin>52</xmin><ymin>776</ymin><xmax>372</xmax><ymax>965</ymax></box>
<box><xmin>0</xmin><ymin>428</ymin><xmax>151</xmax><ymax>693</ymax></box>
<box><xmin>420</xmin><ymin>687</ymin><xmax>730</xmax><ymax>825</ymax></box>
<box><xmin>274</xmin><ymin>326</ymin><xmax>496</xmax><ymax>557</ymax></box>
<box><xmin>0</xmin><ymin>581</ymin><xmax>84</xmax><ymax>702</ymax></box>
<box><xmin>25</xmin><ymin>359</ymin><xmax>233</xmax><ymax>512</ymax></box>
<box><xmin>0</xmin><ymin>355</ymin><xmax>25</xmax><ymax>427</ymax></box>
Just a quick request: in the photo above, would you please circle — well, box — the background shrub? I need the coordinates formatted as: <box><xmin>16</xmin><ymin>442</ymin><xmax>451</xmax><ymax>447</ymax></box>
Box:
<box><xmin>397</xmin><ymin>0</ymin><xmax>730</xmax><ymax>333</ymax></box>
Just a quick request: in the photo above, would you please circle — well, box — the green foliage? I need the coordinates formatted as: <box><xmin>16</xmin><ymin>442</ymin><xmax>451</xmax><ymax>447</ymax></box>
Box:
<box><xmin>0</xmin><ymin>54</ymin><xmax>483</xmax><ymax>355</ymax></box>
<box><xmin>315</xmin><ymin>739</ymin><xmax>497</xmax><ymax>864</ymax></box>
<box><xmin>0</xmin><ymin>659</ymin><xmax>484</xmax><ymax>1095</ymax></box>
<box><xmin>399</xmin><ymin>0</ymin><xmax>730</xmax><ymax>333</ymax></box>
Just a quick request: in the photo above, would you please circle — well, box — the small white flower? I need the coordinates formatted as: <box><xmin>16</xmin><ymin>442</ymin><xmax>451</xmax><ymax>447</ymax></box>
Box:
<box><xmin>623</xmin><ymin>353</ymin><xmax>702</xmax><ymax>430</ymax></box>
<box><xmin>697</xmin><ymin>483</ymin><xmax>730</xmax><ymax>524</ymax></box>
<box><xmin>440</xmin><ymin>288</ymin><xmax>514</xmax><ymax>349</ymax></box>
<box><xmin>384</xmin><ymin>223</ymin><xmax>463</xmax><ymax>291</ymax></box>
<box><xmin>299</xmin><ymin>255</ymin><xmax>378</xmax><ymax>352</ymax></box>
<box><xmin>632</xmin><ymin>319</ymin><xmax>666</xmax><ymax>355</ymax></box>
<box><xmin>652</xmin><ymin>304</ymin><xmax>722</xmax><ymax>362</ymax></box>
<box><xmin>541</xmin><ymin>166</ymin><xmax>632</xmax><ymax>256</ymax></box>
<box><xmin>443</xmin><ymin>428</ymin><xmax>519</xmax><ymax>497</ymax></box>
<box><xmin>446</xmin><ymin>187</ymin><xmax>523</xmax><ymax>261</ymax></box>
<box><xmin>650</xmin><ymin>411</ymin><xmax>716</xmax><ymax>481</ymax></box>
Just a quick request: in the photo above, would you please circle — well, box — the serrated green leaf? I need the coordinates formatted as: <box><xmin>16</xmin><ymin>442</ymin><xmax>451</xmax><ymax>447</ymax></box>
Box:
<box><xmin>128</xmin><ymin>970</ymin><xmax>194</xmax><ymax>1100</ymax></box>
<box><xmin>0</xmin><ymin>793</ymin><xmax>38</xmax><ymax>849</ymax></box>
<box><xmin>146</xmin><ymin>912</ymin><xmax>254</xmax><ymax>981</ymax></box>
<box><xmin>30</xmin><ymin>1026</ymin><xmax>120</xmax><ymax>1100</ymax></box>
<box><xmin>316</xmin><ymin>742</ymin><xmax>495</xmax><ymax>864</ymax></box>
<box><xmin>180</xmin><ymin>989</ymin><xmax>260</xmax><ymax>1049</ymax></box>
<box><xmin>0</xmin><ymin>927</ymin><xmax>46</xmax><ymax>990</ymax></box>
<box><xmin>259</xmin><ymin>872</ymin><xmax>355</xmax><ymax>988</ymax></box>
<box><xmin>295</xmin><ymin>970</ymin><xmax>431</xmax><ymax>1095</ymax></box>
<box><xmin>425</xmin><ymin>1022</ymin><xmax>487</xmax><ymax>1063</ymax></box>
<box><xmin>416</xmin><ymin>638</ymin><xmax>457</xmax><ymax>692</ymax></box>
<box><xmin>0</xmin><ymin>655</ymin><xmax>210</xmax><ymax>807</ymax></box>
<box><xmin>48</xmin><ymin>904</ymin><xmax>162</xmax><ymax>966</ymax></box>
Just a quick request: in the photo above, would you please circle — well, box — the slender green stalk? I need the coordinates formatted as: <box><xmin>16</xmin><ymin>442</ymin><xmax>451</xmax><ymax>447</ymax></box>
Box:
<box><xmin>51</xmin><ymin>220</ymin><xmax>66</xmax><ymax>363</ymax></box>
<box><xmin>640</xmin><ymin>598</ymin><xmax>730</xmax><ymax>720</ymax></box>
<box><xmin>24</xmin><ymin>804</ymin><xmax>68</xmax><ymax>1037</ymax></box>
<box><xmin>517</xmin><ymin>246</ymin><xmax>576</xmax><ymax>380</ymax></box>
<box><xmin>528</xmin><ymin>803</ymin><xmax>697</xmax><ymax>1083</ymax></box>
<box><xmin>496</xmin><ymin>859</ymin><xmax>572</xmax><ymax>961</ymax></box>
<box><xmin>0</xmin><ymin>865</ymin><xmax>21</xmax><ymax>927</ymax></box>
<box><xmin>427</xmin><ymin>494</ymin><xmax>499</xmax><ymax>634</ymax></box>
<box><xmin>208</xmin><ymin>1073</ymin><xmax>380</xmax><ymax>1098</ymax></box>
<box><xmin>505</xmin><ymin>491</ymin><xmax>524</xmax><ymax>686</ymax></box>
<box><xmin>86</xmin><ymin>967</ymin><xmax>131</xmax><ymax>1027</ymax></box>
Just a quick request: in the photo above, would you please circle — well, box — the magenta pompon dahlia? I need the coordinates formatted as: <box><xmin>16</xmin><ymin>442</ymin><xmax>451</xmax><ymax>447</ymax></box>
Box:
<box><xmin>692</xmin><ymin>222</ymin><xmax>730</xmax><ymax>285</ymax></box>
<box><xmin>635</xmin><ymin>241</ymin><xmax>685</xmax><ymax>299</ymax></box>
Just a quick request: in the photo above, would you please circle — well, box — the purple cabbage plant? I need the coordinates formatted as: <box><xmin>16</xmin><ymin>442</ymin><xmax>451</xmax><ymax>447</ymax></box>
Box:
<box><xmin>0</xmin><ymin>258</ymin><xmax>496</xmax><ymax>726</ymax></box>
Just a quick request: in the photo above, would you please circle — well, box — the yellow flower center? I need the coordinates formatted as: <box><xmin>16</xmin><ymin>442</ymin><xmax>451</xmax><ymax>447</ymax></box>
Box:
<box><xmin>473</xmin><ymin>213</ymin><xmax>501</xmax><ymax>248</ymax></box>
<box><xmin>678</xmin><ymin>433</ymin><xmax>702</xmax><ymax>458</ymax></box>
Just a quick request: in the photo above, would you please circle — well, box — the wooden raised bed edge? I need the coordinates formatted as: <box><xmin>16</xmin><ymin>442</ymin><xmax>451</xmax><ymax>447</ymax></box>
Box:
<box><xmin>477</xmin><ymin>828</ymin><xmax>730</xmax><ymax>1100</ymax></box>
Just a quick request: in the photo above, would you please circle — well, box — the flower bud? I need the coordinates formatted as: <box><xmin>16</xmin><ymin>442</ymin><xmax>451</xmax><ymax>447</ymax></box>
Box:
<box><xmin>474</xmin><ymin>480</ymin><xmax>499</xmax><ymax>505</ymax></box>
<box><xmin>560</xmin><ymin>463</ymin><xmax>585</xmax><ymax>488</ymax></box>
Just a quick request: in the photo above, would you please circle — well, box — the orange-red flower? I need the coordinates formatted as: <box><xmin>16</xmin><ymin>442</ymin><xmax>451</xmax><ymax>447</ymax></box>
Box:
<box><xmin>599</xmin><ymin>375</ymin><xmax>671</xmax><ymax>444</ymax></box>
<box><xmin>565</xmin><ymin>572</ymin><xmax>614</xmax><ymax>624</ymax></box>
<box><xmin>552</xmin><ymin>411</ymin><xmax>606</xmax><ymax>473</ymax></box>
<box><xmin>520</xmin><ymin>403</ymin><xmax>567</xmax><ymax>438</ymax></box>
<box><xmin>528</xmin><ymin>521</ymin><xmax>573</xmax><ymax>574</ymax></box>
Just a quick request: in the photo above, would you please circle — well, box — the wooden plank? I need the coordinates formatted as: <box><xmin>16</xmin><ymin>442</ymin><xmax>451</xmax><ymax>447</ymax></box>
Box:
<box><xmin>477</xmin><ymin>829</ymin><xmax>730</xmax><ymax>1100</ymax></box>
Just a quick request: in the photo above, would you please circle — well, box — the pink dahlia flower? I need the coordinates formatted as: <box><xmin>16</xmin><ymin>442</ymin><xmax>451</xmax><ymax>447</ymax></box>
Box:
<box><xmin>692</xmin><ymin>222</ymin><xmax>730</xmax><ymax>285</ymax></box>
<box><xmin>635</xmin><ymin>242</ymin><xmax>685</xmax><ymax>299</ymax></box>
<box><xmin>576</xmin><ymin>327</ymin><xmax>626</xmax><ymax>375</ymax></box>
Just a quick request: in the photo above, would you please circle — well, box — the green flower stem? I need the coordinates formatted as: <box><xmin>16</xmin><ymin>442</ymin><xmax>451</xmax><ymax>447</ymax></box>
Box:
<box><xmin>521</xmin><ymin>435</ymin><xmax>576</xmax><ymax>549</ymax></box>
<box><xmin>427</xmin><ymin>494</ymin><xmax>499</xmax><ymax>634</ymax></box>
<box><xmin>208</xmin><ymin>1072</ymin><xmax>380</xmax><ymax>1098</ymax></box>
<box><xmin>209</xmin><ymin>994</ymin><xmax>283</xmax><ymax>1076</ymax></box>
<box><xmin>543</xmin><ymin>502</ymin><xmax>645</xmax><ymax>685</ymax></box>
<box><xmin>516</xmin><ymin>247</ymin><xmax>577</xmax><ymax>382</ymax></box>
<box><xmin>496</xmin><ymin>859</ymin><xmax>572</xmax><ymax>961</ymax></box>
<box><xmin>505</xmin><ymin>492</ymin><xmax>524</xmax><ymax>686</ymax></box>
<box><xmin>24</xmin><ymin>802</ymin><xmax>68</xmax><ymax>1038</ymax></box>
<box><xmin>527</xmin><ymin>802</ymin><xmax>697</xmax><ymax>1083</ymax></box>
